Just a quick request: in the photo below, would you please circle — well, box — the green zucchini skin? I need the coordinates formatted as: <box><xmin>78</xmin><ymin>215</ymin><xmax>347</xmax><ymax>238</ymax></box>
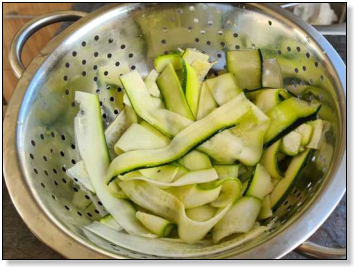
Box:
<box><xmin>264</xmin><ymin>97</ymin><xmax>322</xmax><ymax>147</ymax></box>
<box><xmin>271</xmin><ymin>149</ymin><xmax>313</xmax><ymax>210</ymax></box>
<box><xmin>264</xmin><ymin>109</ymin><xmax>321</xmax><ymax>148</ymax></box>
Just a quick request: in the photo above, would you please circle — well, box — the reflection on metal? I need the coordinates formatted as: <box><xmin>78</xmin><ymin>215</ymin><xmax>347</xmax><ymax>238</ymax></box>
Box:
<box><xmin>4</xmin><ymin>3</ymin><xmax>346</xmax><ymax>259</ymax></box>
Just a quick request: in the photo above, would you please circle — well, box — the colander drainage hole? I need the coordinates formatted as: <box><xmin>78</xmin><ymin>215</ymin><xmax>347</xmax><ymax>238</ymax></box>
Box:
<box><xmin>315</xmin><ymin>62</ymin><xmax>319</xmax><ymax>67</ymax></box>
<box><xmin>306</xmin><ymin>52</ymin><xmax>310</xmax><ymax>58</ymax></box>
<box><xmin>54</xmin><ymin>180</ymin><xmax>58</xmax><ymax>186</ymax></box>
<box><xmin>93</xmin><ymin>65</ymin><xmax>98</xmax><ymax>70</ymax></box>
<box><xmin>296</xmin><ymin>46</ymin><xmax>301</xmax><ymax>52</ymax></box>
<box><xmin>287</xmin><ymin>46</ymin><xmax>291</xmax><ymax>52</ymax></box>
<box><xmin>85</xmin><ymin>195</ymin><xmax>90</xmax><ymax>200</ymax></box>
<box><xmin>268</xmin><ymin>20</ymin><xmax>272</xmax><ymax>26</ymax></box>
<box><xmin>195</xmin><ymin>38</ymin><xmax>200</xmax><ymax>43</ymax></box>
<box><xmin>31</xmin><ymin>140</ymin><xmax>36</xmax><ymax>146</ymax></box>
<box><xmin>102</xmin><ymin>113</ymin><xmax>107</xmax><ymax>119</ymax></box>
<box><xmin>33</xmin><ymin>168</ymin><xmax>38</xmax><ymax>174</ymax></box>
<box><xmin>87</xmin><ymin>213</ymin><xmax>93</xmax><ymax>217</ymax></box>
<box><xmin>41</xmin><ymin>183</ymin><xmax>45</xmax><ymax>188</ymax></box>
<box><xmin>77</xmin><ymin>212</ymin><xmax>83</xmax><ymax>217</ymax></box>
<box><xmin>44</xmin><ymin>170</ymin><xmax>49</xmax><ymax>176</ymax></box>
<box><xmin>71</xmin><ymin>159</ymin><xmax>76</xmax><ymax>165</ymax></box>
<box><xmin>29</xmin><ymin>153</ymin><xmax>34</xmax><ymax>160</ymax></box>
<box><xmin>217</xmin><ymin>53</ymin><xmax>222</xmax><ymax>58</ymax></box>
<box><xmin>235</xmin><ymin>45</ymin><xmax>240</xmax><ymax>50</ymax></box>
<box><xmin>98</xmin><ymin>201</ymin><xmax>103</xmax><ymax>206</ymax></box>
<box><xmin>71</xmin><ymin>144</ymin><xmax>76</xmax><ymax>150</ymax></box>
<box><xmin>81</xmin><ymin>41</ymin><xmax>86</xmax><ymax>47</ymax></box>
<box><xmin>206</xmin><ymin>41</ymin><xmax>211</xmax><ymax>45</ymax></box>
<box><xmin>62</xmin><ymin>178</ymin><xmax>67</xmax><ymax>184</ymax></box>
<box><xmin>302</xmin><ymin>66</ymin><xmax>307</xmax><ymax>72</ymax></box>
<box><xmin>62</xmin><ymin>166</ymin><xmax>66</xmax><ymax>172</ymax></box>
<box><xmin>94</xmin><ymin>35</ymin><xmax>99</xmax><ymax>41</ymax></box>
<box><xmin>115</xmin><ymin>62</ymin><xmax>120</xmax><ymax>67</ymax></box>
<box><xmin>52</xmin><ymin>195</ymin><xmax>56</xmax><ymax>200</ymax></box>
<box><xmin>53</xmin><ymin>168</ymin><xmax>58</xmax><ymax>174</ymax></box>
<box><xmin>65</xmin><ymin>205</ymin><xmax>70</xmax><ymax>210</ymax></box>
<box><xmin>108</xmin><ymin>38</ymin><xmax>113</xmax><ymax>44</ymax></box>
<box><xmin>107</xmin><ymin>53</ymin><xmax>112</xmax><ymax>59</ymax></box>
<box><xmin>233</xmin><ymin>33</ymin><xmax>238</xmax><ymax>38</ymax></box>
<box><xmin>121</xmin><ymin>44</ymin><xmax>126</xmax><ymax>49</ymax></box>
<box><xmin>72</xmin><ymin>51</ymin><xmax>77</xmax><ymax>57</ymax></box>
<box><xmin>65</xmin><ymin>63</ymin><xmax>70</xmax><ymax>68</ymax></box>
<box><xmin>294</xmin><ymin>68</ymin><xmax>299</xmax><ymax>73</ymax></box>
<box><xmin>65</xmin><ymin>89</ymin><xmax>69</xmax><ymax>95</ymax></box>
<box><xmin>129</xmin><ymin>53</ymin><xmax>134</xmax><ymax>58</ymax></box>
<box><xmin>320</xmin><ymin>75</ymin><xmax>324</xmax><ymax>82</ymax></box>
<box><xmin>82</xmin><ymin>59</ymin><xmax>86</xmax><ymax>65</ymax></box>
<box><xmin>283</xmin><ymin>200</ymin><xmax>288</xmax><ymax>206</ymax></box>
<box><xmin>73</xmin><ymin>187</ymin><xmax>79</xmax><ymax>192</ymax></box>
<box><xmin>51</xmin><ymin>132</ymin><xmax>55</xmax><ymax>137</ymax></box>
<box><xmin>131</xmin><ymin>65</ymin><xmax>136</xmax><ymax>70</ymax></box>
<box><xmin>60</xmin><ymin>151</ymin><xmax>65</xmax><ymax>157</ymax></box>
<box><xmin>43</xmin><ymin>156</ymin><xmax>47</xmax><ymax>162</ymax></box>
<box><xmin>94</xmin><ymin>52</ymin><xmax>99</xmax><ymax>57</ymax></box>
<box><xmin>40</xmin><ymin>133</ymin><xmax>45</xmax><ymax>140</ymax></box>
<box><xmin>95</xmin><ymin>209</ymin><xmax>100</xmax><ymax>214</ymax></box>
<box><xmin>114</xmin><ymin>110</ymin><xmax>119</xmax><ymax>115</ymax></box>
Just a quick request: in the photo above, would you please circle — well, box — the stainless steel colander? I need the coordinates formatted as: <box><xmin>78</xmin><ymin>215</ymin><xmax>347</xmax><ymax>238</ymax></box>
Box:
<box><xmin>3</xmin><ymin>3</ymin><xmax>346</xmax><ymax>259</ymax></box>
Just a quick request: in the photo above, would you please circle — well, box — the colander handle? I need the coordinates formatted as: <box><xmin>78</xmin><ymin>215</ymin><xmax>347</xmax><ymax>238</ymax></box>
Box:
<box><xmin>9</xmin><ymin>10</ymin><xmax>87</xmax><ymax>79</ymax></box>
<box><xmin>296</xmin><ymin>241</ymin><xmax>347</xmax><ymax>259</ymax></box>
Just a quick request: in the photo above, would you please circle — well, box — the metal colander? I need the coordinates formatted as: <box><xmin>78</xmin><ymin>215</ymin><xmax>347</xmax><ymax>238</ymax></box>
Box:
<box><xmin>3</xmin><ymin>3</ymin><xmax>346</xmax><ymax>259</ymax></box>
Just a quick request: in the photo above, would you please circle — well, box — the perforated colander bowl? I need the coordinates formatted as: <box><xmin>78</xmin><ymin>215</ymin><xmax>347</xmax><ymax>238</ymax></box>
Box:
<box><xmin>4</xmin><ymin>3</ymin><xmax>346</xmax><ymax>259</ymax></box>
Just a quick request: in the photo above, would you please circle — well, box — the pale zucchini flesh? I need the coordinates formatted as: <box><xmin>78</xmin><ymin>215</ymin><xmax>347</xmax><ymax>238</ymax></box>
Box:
<box><xmin>183</xmin><ymin>185</ymin><xmax>222</xmax><ymax>209</ymax></box>
<box><xmin>211</xmin><ymin>178</ymin><xmax>242</xmax><ymax>208</ymax></box>
<box><xmin>196</xmin><ymin>82</ymin><xmax>218</xmax><ymax>120</ymax></box>
<box><xmin>186</xmin><ymin>205</ymin><xmax>217</xmax><ymax>222</ymax></box>
<box><xmin>245</xmin><ymin>164</ymin><xmax>274</xmax><ymax>200</ymax></box>
<box><xmin>144</xmin><ymin>69</ymin><xmax>161</xmax><ymax>97</ymax></box>
<box><xmin>206</xmin><ymin>73</ymin><xmax>242</xmax><ymax>106</ymax></box>
<box><xmin>306</xmin><ymin>119</ymin><xmax>323</xmax><ymax>149</ymax></box>
<box><xmin>136</xmin><ymin>211</ymin><xmax>175</xmax><ymax>237</ymax></box>
<box><xmin>227</xmin><ymin>49</ymin><xmax>262</xmax><ymax>91</ymax></box>
<box><xmin>157</xmin><ymin>64</ymin><xmax>195</xmax><ymax>120</ymax></box>
<box><xmin>261</xmin><ymin>140</ymin><xmax>283</xmax><ymax>179</ymax></box>
<box><xmin>262</xmin><ymin>58</ymin><xmax>283</xmax><ymax>88</ymax></box>
<box><xmin>183</xmin><ymin>61</ymin><xmax>200</xmax><ymax>117</ymax></box>
<box><xmin>214</xmin><ymin>165</ymin><xmax>240</xmax><ymax>179</ymax></box>
<box><xmin>254</xmin><ymin>88</ymin><xmax>282</xmax><ymax>113</ymax></box>
<box><xmin>212</xmin><ymin>196</ymin><xmax>261</xmax><ymax>243</ymax></box>
<box><xmin>294</xmin><ymin>123</ymin><xmax>313</xmax><ymax>146</ymax></box>
<box><xmin>139</xmin><ymin>165</ymin><xmax>179</xmax><ymax>183</ymax></box>
<box><xmin>280</xmin><ymin>131</ymin><xmax>302</xmax><ymax>156</ymax></box>
<box><xmin>258</xmin><ymin>195</ymin><xmax>273</xmax><ymax>220</ymax></box>
<box><xmin>119</xmin><ymin>168</ymin><xmax>218</xmax><ymax>188</ymax></box>
<box><xmin>115</xmin><ymin>123</ymin><xmax>169</xmax><ymax>153</ymax></box>
<box><xmin>178</xmin><ymin>150</ymin><xmax>212</xmax><ymax>170</ymax></box>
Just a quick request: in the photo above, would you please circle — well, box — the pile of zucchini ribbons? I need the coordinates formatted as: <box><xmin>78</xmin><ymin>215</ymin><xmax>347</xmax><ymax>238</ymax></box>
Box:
<box><xmin>71</xmin><ymin>48</ymin><xmax>326</xmax><ymax>246</ymax></box>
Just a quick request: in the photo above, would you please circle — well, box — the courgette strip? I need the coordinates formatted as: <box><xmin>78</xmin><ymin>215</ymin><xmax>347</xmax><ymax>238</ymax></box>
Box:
<box><xmin>106</xmin><ymin>93</ymin><xmax>251</xmax><ymax>182</ymax></box>
<box><xmin>75</xmin><ymin>92</ymin><xmax>155</xmax><ymax>238</ymax></box>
